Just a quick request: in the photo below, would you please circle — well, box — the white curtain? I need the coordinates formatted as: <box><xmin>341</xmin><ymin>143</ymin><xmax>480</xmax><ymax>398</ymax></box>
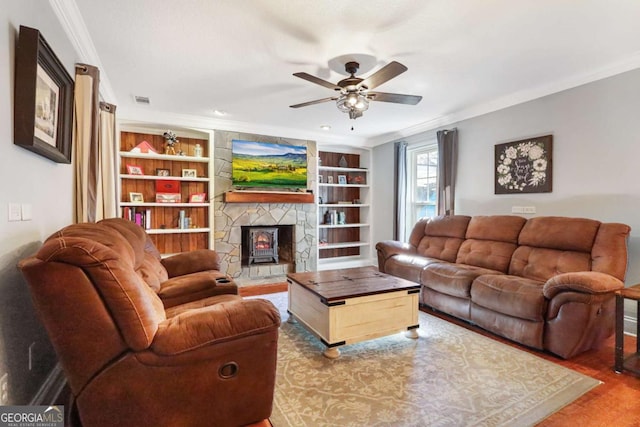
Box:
<box><xmin>73</xmin><ymin>64</ymin><xmax>117</xmax><ymax>223</ymax></box>
<box><xmin>96</xmin><ymin>102</ymin><xmax>117</xmax><ymax>220</ymax></box>
<box><xmin>436</xmin><ymin>129</ymin><xmax>458</xmax><ymax>216</ymax></box>
<box><xmin>394</xmin><ymin>141</ymin><xmax>408</xmax><ymax>240</ymax></box>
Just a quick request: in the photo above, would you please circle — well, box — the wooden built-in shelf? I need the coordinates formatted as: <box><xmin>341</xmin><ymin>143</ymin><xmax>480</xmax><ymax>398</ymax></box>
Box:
<box><xmin>224</xmin><ymin>190</ymin><xmax>314</xmax><ymax>204</ymax></box>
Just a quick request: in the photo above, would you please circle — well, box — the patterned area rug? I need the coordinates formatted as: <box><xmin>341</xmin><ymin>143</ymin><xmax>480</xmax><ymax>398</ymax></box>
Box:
<box><xmin>254</xmin><ymin>292</ymin><xmax>600</xmax><ymax>427</ymax></box>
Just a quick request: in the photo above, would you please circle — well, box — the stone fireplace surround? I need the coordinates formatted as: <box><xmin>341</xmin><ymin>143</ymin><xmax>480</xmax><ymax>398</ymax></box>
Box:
<box><xmin>213</xmin><ymin>130</ymin><xmax>317</xmax><ymax>285</ymax></box>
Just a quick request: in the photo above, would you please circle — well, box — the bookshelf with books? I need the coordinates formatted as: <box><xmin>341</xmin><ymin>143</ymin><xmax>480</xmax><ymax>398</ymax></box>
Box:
<box><xmin>118</xmin><ymin>126</ymin><xmax>213</xmax><ymax>255</ymax></box>
<box><xmin>317</xmin><ymin>148</ymin><xmax>371</xmax><ymax>269</ymax></box>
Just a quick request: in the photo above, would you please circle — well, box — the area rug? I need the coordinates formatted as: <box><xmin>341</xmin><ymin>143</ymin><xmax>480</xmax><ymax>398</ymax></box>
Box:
<box><xmin>253</xmin><ymin>292</ymin><xmax>600</xmax><ymax>427</ymax></box>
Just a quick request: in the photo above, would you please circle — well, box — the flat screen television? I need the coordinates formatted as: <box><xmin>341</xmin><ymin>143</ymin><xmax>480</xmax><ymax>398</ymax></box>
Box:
<box><xmin>231</xmin><ymin>139</ymin><xmax>307</xmax><ymax>189</ymax></box>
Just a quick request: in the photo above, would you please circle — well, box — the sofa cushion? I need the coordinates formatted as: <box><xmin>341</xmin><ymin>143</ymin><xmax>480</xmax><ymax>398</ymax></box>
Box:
<box><xmin>509</xmin><ymin>246</ymin><xmax>592</xmax><ymax>282</ymax></box>
<box><xmin>165</xmin><ymin>294</ymin><xmax>242</xmax><ymax>318</ymax></box>
<box><xmin>414</xmin><ymin>215</ymin><xmax>471</xmax><ymax>262</ymax></box>
<box><xmin>99</xmin><ymin>218</ymin><xmax>148</xmax><ymax>269</ymax></box>
<box><xmin>456</xmin><ymin>240</ymin><xmax>518</xmax><ymax>273</ymax></box>
<box><xmin>421</xmin><ymin>262</ymin><xmax>503</xmax><ymax>299</ymax></box>
<box><xmin>518</xmin><ymin>216</ymin><xmax>600</xmax><ymax>252</ymax></box>
<box><xmin>100</xmin><ymin>218</ymin><xmax>170</xmax><ymax>289</ymax></box>
<box><xmin>465</xmin><ymin>215</ymin><xmax>526</xmax><ymax>243</ymax></box>
<box><xmin>52</xmin><ymin>223</ymin><xmax>136</xmax><ymax>269</ymax></box>
<box><xmin>158</xmin><ymin>271</ymin><xmax>237</xmax><ymax>308</ymax></box>
<box><xmin>470</xmin><ymin>274</ymin><xmax>546</xmax><ymax>321</ymax></box>
<box><xmin>455</xmin><ymin>216</ymin><xmax>526</xmax><ymax>272</ymax></box>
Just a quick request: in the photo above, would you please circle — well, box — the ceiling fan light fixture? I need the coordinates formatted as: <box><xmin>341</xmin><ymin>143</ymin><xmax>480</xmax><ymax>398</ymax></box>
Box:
<box><xmin>355</xmin><ymin>96</ymin><xmax>369</xmax><ymax>110</ymax></box>
<box><xmin>336</xmin><ymin>93</ymin><xmax>369</xmax><ymax>118</ymax></box>
<box><xmin>291</xmin><ymin>60</ymin><xmax>419</xmax><ymax>121</ymax></box>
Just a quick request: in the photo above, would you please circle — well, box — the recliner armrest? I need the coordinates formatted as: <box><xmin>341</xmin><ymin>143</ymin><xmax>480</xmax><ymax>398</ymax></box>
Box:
<box><xmin>151</xmin><ymin>299</ymin><xmax>281</xmax><ymax>355</ymax></box>
<box><xmin>543</xmin><ymin>271</ymin><xmax>624</xmax><ymax>299</ymax></box>
<box><xmin>161</xmin><ymin>249</ymin><xmax>221</xmax><ymax>278</ymax></box>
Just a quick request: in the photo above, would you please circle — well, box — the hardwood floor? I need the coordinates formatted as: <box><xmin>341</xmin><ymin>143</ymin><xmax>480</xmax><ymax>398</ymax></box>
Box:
<box><xmin>243</xmin><ymin>284</ymin><xmax>640</xmax><ymax>427</ymax></box>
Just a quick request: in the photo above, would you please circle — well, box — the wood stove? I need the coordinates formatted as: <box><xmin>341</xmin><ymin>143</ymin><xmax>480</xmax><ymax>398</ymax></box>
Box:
<box><xmin>247</xmin><ymin>227</ymin><xmax>279</xmax><ymax>264</ymax></box>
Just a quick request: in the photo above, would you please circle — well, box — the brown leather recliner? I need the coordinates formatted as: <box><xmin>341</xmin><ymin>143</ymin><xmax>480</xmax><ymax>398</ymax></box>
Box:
<box><xmin>19</xmin><ymin>220</ymin><xmax>281</xmax><ymax>427</ymax></box>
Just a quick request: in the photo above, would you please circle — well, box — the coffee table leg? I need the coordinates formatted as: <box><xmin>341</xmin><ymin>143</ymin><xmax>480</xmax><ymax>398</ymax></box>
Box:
<box><xmin>405</xmin><ymin>329</ymin><xmax>419</xmax><ymax>339</ymax></box>
<box><xmin>323</xmin><ymin>347</ymin><xmax>341</xmax><ymax>359</ymax></box>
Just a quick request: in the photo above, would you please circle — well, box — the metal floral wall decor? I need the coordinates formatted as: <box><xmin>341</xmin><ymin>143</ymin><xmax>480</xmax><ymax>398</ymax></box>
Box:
<box><xmin>494</xmin><ymin>135</ymin><xmax>552</xmax><ymax>194</ymax></box>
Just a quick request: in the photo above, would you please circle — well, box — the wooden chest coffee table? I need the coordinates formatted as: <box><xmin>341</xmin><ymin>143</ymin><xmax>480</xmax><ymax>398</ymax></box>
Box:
<box><xmin>286</xmin><ymin>266</ymin><xmax>421</xmax><ymax>358</ymax></box>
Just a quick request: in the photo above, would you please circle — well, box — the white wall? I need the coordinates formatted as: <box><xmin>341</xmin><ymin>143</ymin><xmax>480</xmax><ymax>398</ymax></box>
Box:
<box><xmin>371</xmin><ymin>140</ymin><xmax>395</xmax><ymax>246</ymax></box>
<box><xmin>1</xmin><ymin>1</ymin><xmax>77</xmax><ymax>404</ymax></box>
<box><xmin>373</xmin><ymin>68</ymin><xmax>640</xmax><ymax>286</ymax></box>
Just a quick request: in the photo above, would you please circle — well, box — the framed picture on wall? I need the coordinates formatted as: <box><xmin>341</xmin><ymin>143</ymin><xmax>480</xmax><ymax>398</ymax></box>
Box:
<box><xmin>13</xmin><ymin>26</ymin><xmax>74</xmax><ymax>163</ymax></box>
<box><xmin>495</xmin><ymin>135</ymin><xmax>553</xmax><ymax>194</ymax></box>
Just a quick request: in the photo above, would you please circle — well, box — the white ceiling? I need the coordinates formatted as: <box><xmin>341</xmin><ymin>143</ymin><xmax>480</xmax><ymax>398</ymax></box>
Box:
<box><xmin>63</xmin><ymin>0</ymin><xmax>640</xmax><ymax>146</ymax></box>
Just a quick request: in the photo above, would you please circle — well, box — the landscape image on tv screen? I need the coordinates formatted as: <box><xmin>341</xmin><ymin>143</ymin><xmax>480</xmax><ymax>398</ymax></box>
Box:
<box><xmin>231</xmin><ymin>140</ymin><xmax>307</xmax><ymax>189</ymax></box>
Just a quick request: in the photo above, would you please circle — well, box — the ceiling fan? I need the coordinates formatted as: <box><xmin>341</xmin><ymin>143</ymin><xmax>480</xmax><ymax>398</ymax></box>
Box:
<box><xmin>290</xmin><ymin>61</ymin><xmax>422</xmax><ymax>120</ymax></box>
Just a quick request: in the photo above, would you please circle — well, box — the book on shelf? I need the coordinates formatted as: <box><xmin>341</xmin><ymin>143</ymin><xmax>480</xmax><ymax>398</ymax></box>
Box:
<box><xmin>122</xmin><ymin>206</ymin><xmax>151</xmax><ymax>230</ymax></box>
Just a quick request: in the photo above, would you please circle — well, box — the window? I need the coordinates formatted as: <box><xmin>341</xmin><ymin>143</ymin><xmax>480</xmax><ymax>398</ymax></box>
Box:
<box><xmin>406</xmin><ymin>143</ymin><xmax>438</xmax><ymax>240</ymax></box>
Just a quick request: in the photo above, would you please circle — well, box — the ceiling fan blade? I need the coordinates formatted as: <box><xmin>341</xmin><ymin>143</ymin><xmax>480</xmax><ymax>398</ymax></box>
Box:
<box><xmin>293</xmin><ymin>72</ymin><xmax>340</xmax><ymax>90</ymax></box>
<box><xmin>368</xmin><ymin>91</ymin><xmax>422</xmax><ymax>105</ymax></box>
<box><xmin>290</xmin><ymin>97</ymin><xmax>337</xmax><ymax>108</ymax></box>
<box><xmin>359</xmin><ymin>61</ymin><xmax>408</xmax><ymax>90</ymax></box>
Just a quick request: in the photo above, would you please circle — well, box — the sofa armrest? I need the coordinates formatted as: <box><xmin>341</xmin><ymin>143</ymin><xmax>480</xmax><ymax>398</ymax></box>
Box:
<box><xmin>152</xmin><ymin>299</ymin><xmax>281</xmax><ymax>356</ymax></box>
<box><xmin>161</xmin><ymin>249</ymin><xmax>221</xmax><ymax>278</ymax></box>
<box><xmin>376</xmin><ymin>240</ymin><xmax>417</xmax><ymax>260</ymax></box>
<box><xmin>543</xmin><ymin>271</ymin><xmax>625</xmax><ymax>299</ymax></box>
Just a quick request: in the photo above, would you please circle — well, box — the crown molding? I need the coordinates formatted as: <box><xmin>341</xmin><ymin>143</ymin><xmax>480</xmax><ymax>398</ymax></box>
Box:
<box><xmin>117</xmin><ymin>107</ymin><xmax>368</xmax><ymax>146</ymax></box>
<box><xmin>366</xmin><ymin>51</ymin><xmax>640</xmax><ymax>147</ymax></box>
<box><xmin>49</xmin><ymin>0</ymin><xmax>118</xmax><ymax>104</ymax></box>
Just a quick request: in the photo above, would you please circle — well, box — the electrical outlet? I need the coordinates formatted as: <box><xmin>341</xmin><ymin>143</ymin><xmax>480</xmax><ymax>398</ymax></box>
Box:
<box><xmin>511</xmin><ymin>206</ymin><xmax>525</xmax><ymax>214</ymax></box>
<box><xmin>523</xmin><ymin>206</ymin><xmax>536</xmax><ymax>214</ymax></box>
<box><xmin>1</xmin><ymin>373</ymin><xmax>8</xmax><ymax>405</ymax></box>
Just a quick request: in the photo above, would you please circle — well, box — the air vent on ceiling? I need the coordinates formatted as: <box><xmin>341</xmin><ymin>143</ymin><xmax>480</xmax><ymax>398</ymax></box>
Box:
<box><xmin>134</xmin><ymin>95</ymin><xmax>150</xmax><ymax>104</ymax></box>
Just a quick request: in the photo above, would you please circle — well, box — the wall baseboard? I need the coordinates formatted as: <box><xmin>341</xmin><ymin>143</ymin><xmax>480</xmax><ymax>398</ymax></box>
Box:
<box><xmin>30</xmin><ymin>363</ymin><xmax>66</xmax><ymax>405</ymax></box>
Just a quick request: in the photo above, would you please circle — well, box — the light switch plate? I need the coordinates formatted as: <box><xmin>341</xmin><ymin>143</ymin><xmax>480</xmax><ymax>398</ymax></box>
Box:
<box><xmin>21</xmin><ymin>204</ymin><xmax>33</xmax><ymax>221</ymax></box>
<box><xmin>8</xmin><ymin>203</ymin><xmax>21</xmax><ymax>221</ymax></box>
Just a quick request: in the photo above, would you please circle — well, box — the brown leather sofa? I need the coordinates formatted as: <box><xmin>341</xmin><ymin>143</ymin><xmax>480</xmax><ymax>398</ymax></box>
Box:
<box><xmin>19</xmin><ymin>219</ymin><xmax>281</xmax><ymax>427</ymax></box>
<box><xmin>376</xmin><ymin>215</ymin><xmax>631</xmax><ymax>359</ymax></box>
